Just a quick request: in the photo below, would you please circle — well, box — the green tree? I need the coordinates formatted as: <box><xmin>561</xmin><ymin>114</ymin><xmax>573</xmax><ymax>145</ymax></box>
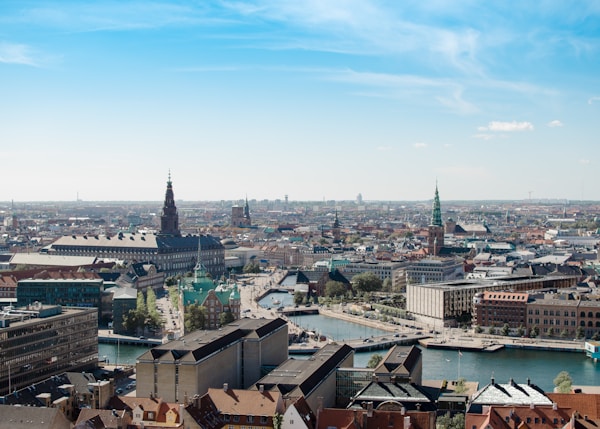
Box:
<box><xmin>592</xmin><ymin>332</ymin><xmax>600</xmax><ymax>341</ymax></box>
<box><xmin>382</xmin><ymin>278</ymin><xmax>393</xmax><ymax>292</ymax></box>
<box><xmin>122</xmin><ymin>308</ymin><xmax>145</xmax><ymax>336</ymax></box>
<box><xmin>487</xmin><ymin>325</ymin><xmax>496</xmax><ymax>335</ymax></box>
<box><xmin>560</xmin><ymin>329</ymin><xmax>568</xmax><ymax>338</ymax></box>
<box><xmin>146</xmin><ymin>288</ymin><xmax>157</xmax><ymax>313</ymax></box>
<box><xmin>243</xmin><ymin>262</ymin><xmax>261</xmax><ymax>274</ymax></box>
<box><xmin>547</xmin><ymin>327</ymin><xmax>555</xmax><ymax>338</ymax></box>
<box><xmin>293</xmin><ymin>291</ymin><xmax>305</xmax><ymax>306</ymax></box>
<box><xmin>517</xmin><ymin>325</ymin><xmax>525</xmax><ymax>337</ymax></box>
<box><xmin>474</xmin><ymin>325</ymin><xmax>483</xmax><ymax>334</ymax></box>
<box><xmin>501</xmin><ymin>323</ymin><xmax>510</xmax><ymax>336</ymax></box>
<box><xmin>436</xmin><ymin>412</ymin><xmax>465</xmax><ymax>429</ymax></box>
<box><xmin>184</xmin><ymin>304</ymin><xmax>206</xmax><ymax>332</ymax></box>
<box><xmin>272</xmin><ymin>413</ymin><xmax>283</xmax><ymax>429</ymax></box>
<box><xmin>576</xmin><ymin>326</ymin><xmax>585</xmax><ymax>340</ymax></box>
<box><xmin>136</xmin><ymin>291</ymin><xmax>147</xmax><ymax>314</ymax></box>
<box><xmin>325</xmin><ymin>280</ymin><xmax>347</xmax><ymax>298</ymax></box>
<box><xmin>219</xmin><ymin>311</ymin><xmax>235</xmax><ymax>326</ymax></box>
<box><xmin>169</xmin><ymin>285</ymin><xmax>179</xmax><ymax>309</ymax></box>
<box><xmin>367</xmin><ymin>354</ymin><xmax>383</xmax><ymax>368</ymax></box>
<box><xmin>530</xmin><ymin>325</ymin><xmax>539</xmax><ymax>338</ymax></box>
<box><xmin>351</xmin><ymin>272</ymin><xmax>383</xmax><ymax>294</ymax></box>
<box><xmin>553</xmin><ymin>371</ymin><xmax>573</xmax><ymax>393</ymax></box>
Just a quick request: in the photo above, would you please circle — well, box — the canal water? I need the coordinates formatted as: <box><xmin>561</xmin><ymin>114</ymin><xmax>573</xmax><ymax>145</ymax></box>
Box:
<box><xmin>98</xmin><ymin>292</ymin><xmax>600</xmax><ymax>392</ymax></box>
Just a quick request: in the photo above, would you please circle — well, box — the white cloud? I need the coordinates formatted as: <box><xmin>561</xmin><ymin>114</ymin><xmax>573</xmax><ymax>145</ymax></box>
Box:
<box><xmin>588</xmin><ymin>96</ymin><xmax>600</xmax><ymax>104</ymax></box>
<box><xmin>579</xmin><ymin>159</ymin><xmax>590</xmax><ymax>165</ymax></box>
<box><xmin>479</xmin><ymin>121</ymin><xmax>534</xmax><ymax>132</ymax></box>
<box><xmin>547</xmin><ymin>120</ymin><xmax>563</xmax><ymax>127</ymax></box>
<box><xmin>0</xmin><ymin>42</ymin><xmax>37</xmax><ymax>66</ymax></box>
<box><xmin>413</xmin><ymin>142</ymin><xmax>428</xmax><ymax>149</ymax></box>
<box><xmin>473</xmin><ymin>133</ymin><xmax>494</xmax><ymax>140</ymax></box>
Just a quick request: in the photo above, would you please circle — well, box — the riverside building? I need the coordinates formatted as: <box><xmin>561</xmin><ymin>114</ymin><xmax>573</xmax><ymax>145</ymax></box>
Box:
<box><xmin>135</xmin><ymin>317</ymin><xmax>288</xmax><ymax>402</ymax></box>
<box><xmin>0</xmin><ymin>304</ymin><xmax>98</xmax><ymax>396</ymax></box>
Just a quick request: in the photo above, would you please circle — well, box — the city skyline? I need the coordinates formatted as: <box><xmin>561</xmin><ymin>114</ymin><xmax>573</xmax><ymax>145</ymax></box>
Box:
<box><xmin>1</xmin><ymin>1</ymin><xmax>599</xmax><ymax>202</ymax></box>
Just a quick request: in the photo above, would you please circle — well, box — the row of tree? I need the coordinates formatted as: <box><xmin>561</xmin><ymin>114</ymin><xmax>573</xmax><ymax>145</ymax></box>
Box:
<box><xmin>122</xmin><ymin>289</ymin><xmax>162</xmax><ymax>336</ymax></box>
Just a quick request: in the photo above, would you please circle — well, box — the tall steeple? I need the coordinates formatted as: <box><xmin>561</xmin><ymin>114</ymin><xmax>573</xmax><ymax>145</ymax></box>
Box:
<box><xmin>243</xmin><ymin>195</ymin><xmax>251</xmax><ymax>225</ymax></box>
<box><xmin>428</xmin><ymin>182</ymin><xmax>444</xmax><ymax>256</ymax></box>
<box><xmin>431</xmin><ymin>181</ymin><xmax>443</xmax><ymax>227</ymax></box>
<box><xmin>160</xmin><ymin>171</ymin><xmax>180</xmax><ymax>236</ymax></box>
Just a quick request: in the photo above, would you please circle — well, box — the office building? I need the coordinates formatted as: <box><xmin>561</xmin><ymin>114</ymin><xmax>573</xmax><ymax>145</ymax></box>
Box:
<box><xmin>0</xmin><ymin>304</ymin><xmax>98</xmax><ymax>395</ymax></box>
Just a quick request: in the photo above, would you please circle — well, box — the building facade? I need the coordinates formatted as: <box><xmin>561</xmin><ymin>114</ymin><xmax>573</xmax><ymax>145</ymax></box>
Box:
<box><xmin>406</xmin><ymin>258</ymin><xmax>464</xmax><ymax>285</ymax></box>
<box><xmin>17</xmin><ymin>272</ymin><xmax>104</xmax><ymax>311</ymax></box>
<box><xmin>135</xmin><ymin>318</ymin><xmax>288</xmax><ymax>402</ymax></box>
<box><xmin>407</xmin><ymin>275</ymin><xmax>578</xmax><ymax>327</ymax></box>
<box><xmin>49</xmin><ymin>176</ymin><xmax>225</xmax><ymax>278</ymax></box>
<box><xmin>0</xmin><ymin>304</ymin><xmax>98</xmax><ymax>395</ymax></box>
<box><xmin>472</xmin><ymin>291</ymin><xmax>530</xmax><ymax>329</ymax></box>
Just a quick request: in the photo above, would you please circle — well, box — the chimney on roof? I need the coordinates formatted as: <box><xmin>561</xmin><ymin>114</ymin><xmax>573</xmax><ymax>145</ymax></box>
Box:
<box><xmin>259</xmin><ymin>384</ymin><xmax>264</xmax><ymax>393</ymax></box>
<box><xmin>416</xmin><ymin>403</ymin><xmax>421</xmax><ymax>411</ymax></box>
<box><xmin>223</xmin><ymin>383</ymin><xmax>228</xmax><ymax>392</ymax></box>
<box><xmin>401</xmin><ymin>406</ymin><xmax>406</xmax><ymax>415</ymax></box>
<box><xmin>530</xmin><ymin>403</ymin><xmax>534</xmax><ymax>410</ymax></box>
<box><xmin>366</xmin><ymin>402</ymin><xmax>373</xmax><ymax>418</ymax></box>
<box><xmin>553</xmin><ymin>402</ymin><xmax>558</xmax><ymax>411</ymax></box>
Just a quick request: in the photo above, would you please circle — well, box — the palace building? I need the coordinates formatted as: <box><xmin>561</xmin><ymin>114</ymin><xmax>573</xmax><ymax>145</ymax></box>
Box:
<box><xmin>48</xmin><ymin>174</ymin><xmax>225</xmax><ymax>277</ymax></box>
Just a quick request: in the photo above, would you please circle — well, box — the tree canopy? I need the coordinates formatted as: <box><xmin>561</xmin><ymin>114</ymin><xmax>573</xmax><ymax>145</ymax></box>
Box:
<box><xmin>185</xmin><ymin>304</ymin><xmax>207</xmax><ymax>332</ymax></box>
<box><xmin>351</xmin><ymin>272</ymin><xmax>383</xmax><ymax>294</ymax></box>
<box><xmin>553</xmin><ymin>371</ymin><xmax>573</xmax><ymax>393</ymax></box>
<box><xmin>325</xmin><ymin>280</ymin><xmax>347</xmax><ymax>298</ymax></box>
<box><xmin>367</xmin><ymin>354</ymin><xmax>383</xmax><ymax>368</ymax></box>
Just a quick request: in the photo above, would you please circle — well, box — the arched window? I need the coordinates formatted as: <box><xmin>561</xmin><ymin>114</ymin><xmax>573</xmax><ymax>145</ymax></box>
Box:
<box><xmin>596</xmin><ymin>322</ymin><xmax>600</xmax><ymax>328</ymax></box>
<box><xmin>581</xmin><ymin>321</ymin><xmax>585</xmax><ymax>326</ymax></box>
<box><xmin>589</xmin><ymin>312</ymin><xmax>594</xmax><ymax>318</ymax></box>
<box><xmin>581</xmin><ymin>311</ymin><xmax>586</xmax><ymax>317</ymax></box>
<box><xmin>589</xmin><ymin>321</ymin><xmax>594</xmax><ymax>327</ymax></box>
<box><xmin>596</xmin><ymin>312</ymin><xmax>600</xmax><ymax>319</ymax></box>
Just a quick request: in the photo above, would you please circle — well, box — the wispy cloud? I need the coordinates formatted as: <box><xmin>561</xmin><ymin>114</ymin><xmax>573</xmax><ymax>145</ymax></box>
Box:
<box><xmin>579</xmin><ymin>159</ymin><xmax>590</xmax><ymax>165</ymax></box>
<box><xmin>588</xmin><ymin>96</ymin><xmax>600</xmax><ymax>104</ymax></box>
<box><xmin>473</xmin><ymin>133</ymin><xmax>494</xmax><ymax>140</ymax></box>
<box><xmin>547</xmin><ymin>120</ymin><xmax>563</xmax><ymax>127</ymax></box>
<box><xmin>478</xmin><ymin>121</ymin><xmax>534</xmax><ymax>132</ymax></box>
<box><xmin>0</xmin><ymin>41</ymin><xmax>38</xmax><ymax>66</ymax></box>
<box><xmin>413</xmin><ymin>142</ymin><xmax>428</xmax><ymax>149</ymax></box>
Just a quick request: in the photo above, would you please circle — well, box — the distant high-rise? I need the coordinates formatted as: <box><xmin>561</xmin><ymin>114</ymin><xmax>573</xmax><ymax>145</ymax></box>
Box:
<box><xmin>159</xmin><ymin>172</ymin><xmax>180</xmax><ymax>236</ymax></box>
<box><xmin>428</xmin><ymin>183</ymin><xmax>444</xmax><ymax>256</ymax></box>
<box><xmin>356</xmin><ymin>193</ymin><xmax>363</xmax><ymax>204</ymax></box>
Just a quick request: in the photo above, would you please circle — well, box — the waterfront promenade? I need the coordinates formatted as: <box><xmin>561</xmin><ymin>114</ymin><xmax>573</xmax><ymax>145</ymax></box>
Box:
<box><xmin>240</xmin><ymin>272</ymin><xmax>587</xmax><ymax>355</ymax></box>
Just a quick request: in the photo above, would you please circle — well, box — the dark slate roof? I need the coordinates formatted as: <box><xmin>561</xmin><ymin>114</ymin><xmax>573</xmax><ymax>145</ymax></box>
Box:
<box><xmin>2</xmin><ymin>372</ymin><xmax>96</xmax><ymax>406</ymax></box>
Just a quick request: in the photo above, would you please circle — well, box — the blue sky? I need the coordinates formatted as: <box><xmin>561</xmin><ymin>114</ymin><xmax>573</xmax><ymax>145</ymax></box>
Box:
<box><xmin>1</xmin><ymin>1</ymin><xmax>599</xmax><ymax>202</ymax></box>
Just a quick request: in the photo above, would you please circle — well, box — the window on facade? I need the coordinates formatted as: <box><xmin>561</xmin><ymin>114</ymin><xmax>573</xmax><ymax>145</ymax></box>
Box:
<box><xmin>233</xmin><ymin>416</ymin><xmax>240</xmax><ymax>422</ymax></box>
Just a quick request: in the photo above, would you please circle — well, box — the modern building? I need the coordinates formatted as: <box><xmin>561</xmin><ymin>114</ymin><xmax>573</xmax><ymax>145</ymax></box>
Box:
<box><xmin>48</xmin><ymin>176</ymin><xmax>225</xmax><ymax>277</ymax></box>
<box><xmin>135</xmin><ymin>317</ymin><xmax>288</xmax><ymax>402</ymax></box>
<box><xmin>406</xmin><ymin>257</ymin><xmax>464</xmax><ymax>285</ymax></box>
<box><xmin>16</xmin><ymin>271</ymin><xmax>104</xmax><ymax>311</ymax></box>
<box><xmin>343</xmin><ymin>260</ymin><xmax>409</xmax><ymax>291</ymax></box>
<box><xmin>0</xmin><ymin>304</ymin><xmax>98</xmax><ymax>395</ymax></box>
<box><xmin>407</xmin><ymin>275</ymin><xmax>578</xmax><ymax>327</ymax></box>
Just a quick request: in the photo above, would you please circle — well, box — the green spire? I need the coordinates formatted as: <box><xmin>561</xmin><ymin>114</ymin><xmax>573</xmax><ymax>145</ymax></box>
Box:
<box><xmin>431</xmin><ymin>182</ymin><xmax>443</xmax><ymax>227</ymax></box>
